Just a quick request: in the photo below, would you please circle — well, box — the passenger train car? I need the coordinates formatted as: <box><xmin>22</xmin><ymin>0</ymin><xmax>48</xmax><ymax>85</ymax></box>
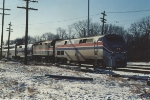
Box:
<box><xmin>0</xmin><ymin>34</ymin><xmax>127</xmax><ymax>68</ymax></box>
<box><xmin>16</xmin><ymin>44</ymin><xmax>33</xmax><ymax>60</ymax></box>
<box><xmin>2</xmin><ymin>45</ymin><xmax>16</xmax><ymax>58</ymax></box>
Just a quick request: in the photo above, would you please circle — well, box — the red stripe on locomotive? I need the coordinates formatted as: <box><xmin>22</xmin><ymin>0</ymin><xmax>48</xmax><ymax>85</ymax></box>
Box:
<box><xmin>57</xmin><ymin>42</ymin><xmax>103</xmax><ymax>48</ymax></box>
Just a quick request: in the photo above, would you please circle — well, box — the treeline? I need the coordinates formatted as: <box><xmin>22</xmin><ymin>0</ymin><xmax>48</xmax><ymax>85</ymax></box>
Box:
<box><xmin>5</xmin><ymin>16</ymin><xmax>150</xmax><ymax>62</ymax></box>
<box><xmin>126</xmin><ymin>16</ymin><xmax>150</xmax><ymax>62</ymax></box>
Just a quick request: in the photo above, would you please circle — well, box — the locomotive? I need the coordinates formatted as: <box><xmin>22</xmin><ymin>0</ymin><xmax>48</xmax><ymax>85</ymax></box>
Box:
<box><xmin>1</xmin><ymin>34</ymin><xmax>127</xmax><ymax>68</ymax></box>
<box><xmin>54</xmin><ymin>34</ymin><xmax>127</xmax><ymax>68</ymax></box>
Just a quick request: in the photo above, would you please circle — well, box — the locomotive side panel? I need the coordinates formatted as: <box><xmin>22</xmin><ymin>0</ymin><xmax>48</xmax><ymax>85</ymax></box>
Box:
<box><xmin>55</xmin><ymin>36</ymin><xmax>104</xmax><ymax>64</ymax></box>
<box><xmin>32</xmin><ymin>40</ymin><xmax>53</xmax><ymax>62</ymax></box>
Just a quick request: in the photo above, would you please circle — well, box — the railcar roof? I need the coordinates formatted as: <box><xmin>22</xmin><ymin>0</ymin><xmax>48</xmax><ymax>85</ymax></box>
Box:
<box><xmin>33</xmin><ymin>40</ymin><xmax>52</xmax><ymax>45</ymax></box>
<box><xmin>56</xmin><ymin>35</ymin><xmax>105</xmax><ymax>42</ymax></box>
<box><xmin>3</xmin><ymin>44</ymin><xmax>16</xmax><ymax>47</ymax></box>
<box><xmin>16</xmin><ymin>44</ymin><xmax>33</xmax><ymax>48</ymax></box>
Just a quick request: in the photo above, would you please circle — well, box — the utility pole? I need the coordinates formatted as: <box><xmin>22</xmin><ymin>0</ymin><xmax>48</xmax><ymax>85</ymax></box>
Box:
<box><xmin>100</xmin><ymin>11</ymin><xmax>107</xmax><ymax>35</ymax></box>
<box><xmin>6</xmin><ymin>22</ymin><xmax>13</xmax><ymax>59</ymax></box>
<box><xmin>83</xmin><ymin>28</ymin><xmax>86</xmax><ymax>37</ymax></box>
<box><xmin>87</xmin><ymin>0</ymin><xmax>89</xmax><ymax>37</ymax></box>
<box><xmin>17</xmin><ymin>0</ymin><xmax>38</xmax><ymax>65</ymax></box>
<box><xmin>0</xmin><ymin>0</ymin><xmax>10</xmax><ymax>60</ymax></box>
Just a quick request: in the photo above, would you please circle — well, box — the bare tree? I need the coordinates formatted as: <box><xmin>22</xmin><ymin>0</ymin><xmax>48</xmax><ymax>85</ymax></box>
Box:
<box><xmin>89</xmin><ymin>22</ymin><xmax>101</xmax><ymax>36</ymax></box>
<box><xmin>71</xmin><ymin>19</ymin><xmax>102</xmax><ymax>38</ymax></box>
<box><xmin>104</xmin><ymin>24</ymin><xmax>128</xmax><ymax>36</ymax></box>
<box><xmin>66</xmin><ymin>25</ymin><xmax>75</xmax><ymax>39</ymax></box>
<box><xmin>34</xmin><ymin>35</ymin><xmax>41</xmax><ymax>42</ymax></box>
<box><xmin>41</xmin><ymin>33</ymin><xmax>48</xmax><ymax>41</ymax></box>
<box><xmin>56</xmin><ymin>27</ymin><xmax>66</xmax><ymax>39</ymax></box>
<box><xmin>72</xmin><ymin>20</ymin><xmax>88</xmax><ymax>38</ymax></box>
<box><xmin>127</xmin><ymin>16</ymin><xmax>150</xmax><ymax>61</ymax></box>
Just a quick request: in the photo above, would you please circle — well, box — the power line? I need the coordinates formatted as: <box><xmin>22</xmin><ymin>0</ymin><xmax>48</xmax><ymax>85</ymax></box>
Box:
<box><xmin>7</xmin><ymin>8</ymin><xmax>150</xmax><ymax>27</ymax></box>
<box><xmin>106</xmin><ymin>9</ymin><xmax>150</xmax><ymax>13</ymax></box>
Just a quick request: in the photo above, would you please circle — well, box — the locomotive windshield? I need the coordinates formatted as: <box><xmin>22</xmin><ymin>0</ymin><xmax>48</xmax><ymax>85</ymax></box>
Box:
<box><xmin>106</xmin><ymin>37</ymin><xmax>123</xmax><ymax>42</ymax></box>
<box><xmin>104</xmin><ymin>34</ymin><xmax>126</xmax><ymax>52</ymax></box>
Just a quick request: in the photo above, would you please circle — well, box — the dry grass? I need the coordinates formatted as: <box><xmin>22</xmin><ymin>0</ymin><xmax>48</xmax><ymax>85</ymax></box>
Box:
<box><xmin>107</xmin><ymin>76</ymin><xmax>150</xmax><ymax>99</ymax></box>
<box><xmin>0</xmin><ymin>68</ymin><xmax>6</xmax><ymax>72</ymax></box>
<box><xmin>27</xmin><ymin>87</ymin><xmax>37</xmax><ymax>98</ymax></box>
<box><xmin>28</xmin><ymin>87</ymin><xmax>35</xmax><ymax>93</ymax></box>
<box><xmin>72</xmin><ymin>71</ymin><xmax>81</xmax><ymax>76</ymax></box>
<box><xmin>107</xmin><ymin>76</ymin><xmax>128</xmax><ymax>83</ymax></box>
<box><xmin>4</xmin><ymin>79</ymin><xmax>18</xmax><ymax>87</ymax></box>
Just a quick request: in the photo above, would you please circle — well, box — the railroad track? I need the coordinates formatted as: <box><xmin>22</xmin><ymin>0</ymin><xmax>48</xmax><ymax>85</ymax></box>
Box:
<box><xmin>51</xmin><ymin>62</ymin><xmax>150</xmax><ymax>74</ymax></box>
<box><xmin>113</xmin><ymin>64</ymin><xmax>150</xmax><ymax>74</ymax></box>
<box><xmin>2</xmin><ymin>59</ymin><xmax>150</xmax><ymax>74</ymax></box>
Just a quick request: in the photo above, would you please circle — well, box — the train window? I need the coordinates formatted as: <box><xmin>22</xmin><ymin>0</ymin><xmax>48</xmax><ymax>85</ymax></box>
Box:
<box><xmin>57</xmin><ymin>51</ymin><xmax>60</xmax><ymax>55</ymax></box>
<box><xmin>86</xmin><ymin>39</ymin><xmax>93</xmax><ymax>43</ymax></box>
<box><xmin>39</xmin><ymin>43</ymin><xmax>42</xmax><ymax>45</ymax></box>
<box><xmin>19</xmin><ymin>46</ymin><xmax>22</xmax><ymax>48</ymax></box>
<box><xmin>45</xmin><ymin>43</ymin><xmax>47</xmax><ymax>45</ymax></box>
<box><xmin>79</xmin><ymin>40</ymin><xmax>82</xmax><ymax>44</ymax></box>
<box><xmin>61</xmin><ymin>51</ymin><xmax>64</xmax><ymax>55</ymax></box>
<box><xmin>83</xmin><ymin>39</ymin><xmax>87</xmax><ymax>43</ymax></box>
<box><xmin>64</xmin><ymin>41</ymin><xmax>67</xmax><ymax>45</ymax></box>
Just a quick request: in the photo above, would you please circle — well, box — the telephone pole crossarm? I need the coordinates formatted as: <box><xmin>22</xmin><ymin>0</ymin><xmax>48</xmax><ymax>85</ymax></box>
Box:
<box><xmin>17</xmin><ymin>6</ymin><xmax>26</xmax><ymax>9</ymax></box>
<box><xmin>0</xmin><ymin>13</ymin><xmax>10</xmax><ymax>15</ymax></box>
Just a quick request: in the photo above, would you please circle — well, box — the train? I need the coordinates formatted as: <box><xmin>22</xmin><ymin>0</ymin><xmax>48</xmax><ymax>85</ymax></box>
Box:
<box><xmin>1</xmin><ymin>34</ymin><xmax>127</xmax><ymax>69</ymax></box>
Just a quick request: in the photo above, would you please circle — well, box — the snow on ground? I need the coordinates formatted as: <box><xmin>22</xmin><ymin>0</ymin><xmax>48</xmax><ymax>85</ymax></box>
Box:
<box><xmin>0</xmin><ymin>61</ymin><xmax>150</xmax><ymax>100</ymax></box>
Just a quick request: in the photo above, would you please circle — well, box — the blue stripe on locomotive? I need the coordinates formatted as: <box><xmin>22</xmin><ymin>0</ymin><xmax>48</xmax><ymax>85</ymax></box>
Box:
<box><xmin>57</xmin><ymin>46</ymin><xmax>102</xmax><ymax>50</ymax></box>
<box><xmin>56</xmin><ymin>46</ymin><xmax>113</xmax><ymax>53</ymax></box>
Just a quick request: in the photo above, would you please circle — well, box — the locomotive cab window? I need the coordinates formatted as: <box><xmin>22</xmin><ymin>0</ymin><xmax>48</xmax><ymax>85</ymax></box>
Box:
<box><xmin>106</xmin><ymin>36</ymin><xmax>123</xmax><ymax>42</ymax></box>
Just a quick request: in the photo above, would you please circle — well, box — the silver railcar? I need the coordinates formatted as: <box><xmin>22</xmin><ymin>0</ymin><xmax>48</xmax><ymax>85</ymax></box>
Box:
<box><xmin>16</xmin><ymin>44</ymin><xmax>33</xmax><ymax>60</ymax></box>
<box><xmin>2</xmin><ymin>45</ymin><xmax>16</xmax><ymax>58</ymax></box>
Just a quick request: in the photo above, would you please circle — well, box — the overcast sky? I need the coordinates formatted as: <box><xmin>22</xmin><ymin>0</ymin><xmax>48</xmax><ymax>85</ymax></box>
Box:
<box><xmin>0</xmin><ymin>0</ymin><xmax>150</xmax><ymax>42</ymax></box>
